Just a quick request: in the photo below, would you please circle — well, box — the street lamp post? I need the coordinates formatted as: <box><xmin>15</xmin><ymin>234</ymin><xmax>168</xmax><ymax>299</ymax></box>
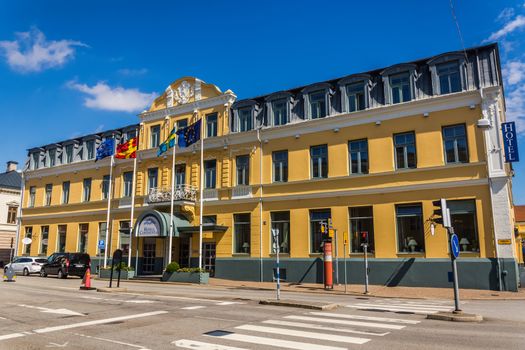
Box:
<box><xmin>272</xmin><ymin>228</ymin><xmax>281</xmax><ymax>301</ymax></box>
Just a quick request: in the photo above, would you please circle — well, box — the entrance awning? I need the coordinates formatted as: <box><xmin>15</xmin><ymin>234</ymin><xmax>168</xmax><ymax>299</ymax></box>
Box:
<box><xmin>133</xmin><ymin>210</ymin><xmax>192</xmax><ymax>237</ymax></box>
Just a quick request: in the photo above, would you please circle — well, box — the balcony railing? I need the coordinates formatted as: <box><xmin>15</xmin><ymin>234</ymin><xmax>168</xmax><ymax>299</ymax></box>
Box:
<box><xmin>147</xmin><ymin>185</ymin><xmax>198</xmax><ymax>204</ymax></box>
<box><xmin>202</xmin><ymin>188</ymin><xmax>218</xmax><ymax>201</ymax></box>
<box><xmin>232</xmin><ymin>185</ymin><xmax>252</xmax><ymax>198</ymax></box>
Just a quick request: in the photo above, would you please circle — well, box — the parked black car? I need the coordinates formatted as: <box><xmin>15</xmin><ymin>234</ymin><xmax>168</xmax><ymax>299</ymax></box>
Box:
<box><xmin>40</xmin><ymin>253</ymin><xmax>91</xmax><ymax>278</ymax></box>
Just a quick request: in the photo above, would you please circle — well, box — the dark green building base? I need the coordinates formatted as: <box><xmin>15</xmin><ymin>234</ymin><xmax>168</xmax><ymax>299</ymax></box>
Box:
<box><xmin>214</xmin><ymin>257</ymin><xmax>519</xmax><ymax>292</ymax></box>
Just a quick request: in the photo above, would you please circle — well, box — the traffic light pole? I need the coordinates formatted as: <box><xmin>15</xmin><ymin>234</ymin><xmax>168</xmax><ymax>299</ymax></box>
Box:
<box><xmin>448</xmin><ymin>227</ymin><xmax>461</xmax><ymax>312</ymax></box>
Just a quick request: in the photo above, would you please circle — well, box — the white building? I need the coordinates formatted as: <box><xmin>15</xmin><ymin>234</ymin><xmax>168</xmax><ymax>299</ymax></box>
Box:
<box><xmin>0</xmin><ymin>161</ymin><xmax>21</xmax><ymax>264</ymax></box>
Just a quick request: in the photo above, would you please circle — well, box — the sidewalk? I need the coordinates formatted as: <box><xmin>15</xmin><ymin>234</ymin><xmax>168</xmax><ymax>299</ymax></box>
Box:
<box><xmin>207</xmin><ymin>278</ymin><xmax>525</xmax><ymax>300</ymax></box>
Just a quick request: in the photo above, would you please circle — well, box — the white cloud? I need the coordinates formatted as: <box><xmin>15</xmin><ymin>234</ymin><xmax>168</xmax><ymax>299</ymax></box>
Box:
<box><xmin>485</xmin><ymin>15</ymin><xmax>525</xmax><ymax>42</ymax></box>
<box><xmin>497</xmin><ymin>8</ymin><xmax>515</xmax><ymax>22</ymax></box>
<box><xmin>502</xmin><ymin>60</ymin><xmax>525</xmax><ymax>85</ymax></box>
<box><xmin>67</xmin><ymin>81</ymin><xmax>157</xmax><ymax>113</ymax></box>
<box><xmin>503</xmin><ymin>60</ymin><xmax>525</xmax><ymax>133</ymax></box>
<box><xmin>118</xmin><ymin>68</ymin><xmax>148</xmax><ymax>76</ymax></box>
<box><xmin>0</xmin><ymin>27</ymin><xmax>86</xmax><ymax>73</ymax></box>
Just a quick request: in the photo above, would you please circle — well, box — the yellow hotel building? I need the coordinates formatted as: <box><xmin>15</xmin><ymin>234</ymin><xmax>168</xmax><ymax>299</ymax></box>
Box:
<box><xmin>18</xmin><ymin>44</ymin><xmax>520</xmax><ymax>291</ymax></box>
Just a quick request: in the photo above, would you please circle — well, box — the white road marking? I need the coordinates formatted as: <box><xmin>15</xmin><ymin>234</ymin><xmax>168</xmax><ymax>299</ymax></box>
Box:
<box><xmin>123</xmin><ymin>292</ymin><xmax>225</xmax><ymax>304</ymax></box>
<box><xmin>173</xmin><ymin>339</ymin><xmax>248</xmax><ymax>350</ymax></box>
<box><xmin>74</xmin><ymin>332</ymin><xmax>151</xmax><ymax>349</ymax></box>
<box><xmin>0</xmin><ymin>316</ymin><xmax>7</xmax><ymax>320</ymax></box>
<box><xmin>195</xmin><ymin>316</ymin><xmax>241</xmax><ymax>323</ymax></box>
<box><xmin>17</xmin><ymin>304</ymin><xmax>85</xmax><ymax>316</ymax></box>
<box><xmin>215</xmin><ymin>302</ymin><xmax>243</xmax><ymax>306</ymax></box>
<box><xmin>309</xmin><ymin>312</ymin><xmax>421</xmax><ymax>324</ymax></box>
<box><xmin>45</xmin><ymin>341</ymin><xmax>69</xmax><ymax>348</ymax></box>
<box><xmin>204</xmin><ymin>332</ymin><xmax>347</xmax><ymax>350</ymax></box>
<box><xmin>182</xmin><ymin>306</ymin><xmax>206</xmax><ymax>310</ymax></box>
<box><xmin>363</xmin><ymin>303</ymin><xmax>452</xmax><ymax>311</ymax></box>
<box><xmin>262</xmin><ymin>319</ymin><xmax>390</xmax><ymax>336</ymax></box>
<box><xmin>235</xmin><ymin>324</ymin><xmax>370</xmax><ymax>345</ymax></box>
<box><xmin>345</xmin><ymin>304</ymin><xmax>441</xmax><ymax>314</ymax></box>
<box><xmin>0</xmin><ymin>333</ymin><xmax>25</xmax><ymax>341</ymax></box>
<box><xmin>81</xmin><ymin>296</ymin><xmax>155</xmax><ymax>304</ymax></box>
<box><xmin>33</xmin><ymin>311</ymin><xmax>168</xmax><ymax>334</ymax></box>
<box><xmin>284</xmin><ymin>315</ymin><xmax>405</xmax><ymax>330</ymax></box>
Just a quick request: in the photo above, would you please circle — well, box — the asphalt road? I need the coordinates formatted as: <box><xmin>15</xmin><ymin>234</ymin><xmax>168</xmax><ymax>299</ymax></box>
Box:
<box><xmin>0</xmin><ymin>276</ymin><xmax>524</xmax><ymax>349</ymax></box>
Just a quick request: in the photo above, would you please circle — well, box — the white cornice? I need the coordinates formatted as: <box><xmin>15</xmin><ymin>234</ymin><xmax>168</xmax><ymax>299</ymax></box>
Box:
<box><xmin>24</xmin><ymin>89</ymin><xmax>485</xmax><ymax>178</ymax></box>
<box><xmin>139</xmin><ymin>92</ymin><xmax>237</xmax><ymax>123</ymax></box>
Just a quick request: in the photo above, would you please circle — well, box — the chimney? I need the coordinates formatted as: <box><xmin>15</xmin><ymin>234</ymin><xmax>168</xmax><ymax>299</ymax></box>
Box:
<box><xmin>6</xmin><ymin>161</ymin><xmax>18</xmax><ymax>172</ymax></box>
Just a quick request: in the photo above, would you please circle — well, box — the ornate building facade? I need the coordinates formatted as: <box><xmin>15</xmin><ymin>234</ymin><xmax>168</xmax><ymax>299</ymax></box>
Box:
<box><xmin>18</xmin><ymin>43</ymin><xmax>520</xmax><ymax>290</ymax></box>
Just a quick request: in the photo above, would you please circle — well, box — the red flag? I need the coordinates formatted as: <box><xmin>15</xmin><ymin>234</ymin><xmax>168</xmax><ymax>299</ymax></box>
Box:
<box><xmin>115</xmin><ymin>137</ymin><xmax>137</xmax><ymax>159</ymax></box>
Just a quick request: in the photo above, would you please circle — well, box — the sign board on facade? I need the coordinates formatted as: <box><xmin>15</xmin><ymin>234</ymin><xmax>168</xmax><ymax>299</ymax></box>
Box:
<box><xmin>137</xmin><ymin>215</ymin><xmax>162</xmax><ymax>237</ymax></box>
<box><xmin>98</xmin><ymin>240</ymin><xmax>105</xmax><ymax>249</ymax></box>
<box><xmin>502</xmin><ymin>122</ymin><xmax>519</xmax><ymax>163</ymax></box>
<box><xmin>498</xmin><ymin>239</ymin><xmax>512</xmax><ymax>245</ymax></box>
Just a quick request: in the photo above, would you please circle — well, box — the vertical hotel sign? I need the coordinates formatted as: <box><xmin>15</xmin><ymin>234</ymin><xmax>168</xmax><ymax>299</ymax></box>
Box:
<box><xmin>502</xmin><ymin>121</ymin><xmax>519</xmax><ymax>163</ymax></box>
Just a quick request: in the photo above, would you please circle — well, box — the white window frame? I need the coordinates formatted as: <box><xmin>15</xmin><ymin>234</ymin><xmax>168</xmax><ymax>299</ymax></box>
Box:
<box><xmin>427</xmin><ymin>53</ymin><xmax>468</xmax><ymax>95</ymax></box>
<box><xmin>381</xmin><ymin>64</ymin><xmax>417</xmax><ymax>105</ymax></box>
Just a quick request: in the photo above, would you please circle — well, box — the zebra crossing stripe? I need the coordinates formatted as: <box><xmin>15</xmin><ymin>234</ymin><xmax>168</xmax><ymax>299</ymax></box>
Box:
<box><xmin>182</xmin><ymin>306</ymin><xmax>207</xmax><ymax>310</ymax></box>
<box><xmin>173</xmin><ymin>339</ymin><xmax>248</xmax><ymax>350</ymax></box>
<box><xmin>350</xmin><ymin>302</ymin><xmax>452</xmax><ymax>311</ymax></box>
<box><xmin>345</xmin><ymin>304</ymin><xmax>442</xmax><ymax>314</ymax></box>
<box><xmin>284</xmin><ymin>315</ymin><xmax>406</xmax><ymax>330</ymax></box>
<box><xmin>203</xmin><ymin>332</ymin><xmax>346</xmax><ymax>350</ymax></box>
<box><xmin>216</xmin><ymin>302</ymin><xmax>243</xmax><ymax>306</ymax></box>
<box><xmin>309</xmin><ymin>312</ymin><xmax>420</xmax><ymax>324</ymax></box>
<box><xmin>235</xmin><ymin>324</ymin><xmax>370</xmax><ymax>344</ymax></box>
<box><xmin>262</xmin><ymin>319</ymin><xmax>390</xmax><ymax>336</ymax></box>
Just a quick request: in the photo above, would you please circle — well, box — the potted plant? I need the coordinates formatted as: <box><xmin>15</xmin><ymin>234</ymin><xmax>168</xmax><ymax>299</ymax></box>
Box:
<box><xmin>161</xmin><ymin>261</ymin><xmax>209</xmax><ymax>284</ymax></box>
<box><xmin>98</xmin><ymin>262</ymin><xmax>135</xmax><ymax>279</ymax></box>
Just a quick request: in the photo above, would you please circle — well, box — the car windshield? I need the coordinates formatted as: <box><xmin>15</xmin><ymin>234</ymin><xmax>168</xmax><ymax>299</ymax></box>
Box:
<box><xmin>35</xmin><ymin>259</ymin><xmax>48</xmax><ymax>263</ymax></box>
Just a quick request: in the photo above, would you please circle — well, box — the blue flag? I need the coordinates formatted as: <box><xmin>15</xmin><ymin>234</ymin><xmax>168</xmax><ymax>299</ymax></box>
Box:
<box><xmin>96</xmin><ymin>138</ymin><xmax>115</xmax><ymax>161</ymax></box>
<box><xmin>157</xmin><ymin>127</ymin><xmax>177</xmax><ymax>156</ymax></box>
<box><xmin>176</xmin><ymin>119</ymin><xmax>202</xmax><ymax>148</ymax></box>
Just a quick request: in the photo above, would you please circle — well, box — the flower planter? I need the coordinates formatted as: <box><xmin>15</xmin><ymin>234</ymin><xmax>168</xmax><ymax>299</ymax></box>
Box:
<box><xmin>161</xmin><ymin>271</ymin><xmax>209</xmax><ymax>284</ymax></box>
<box><xmin>98</xmin><ymin>269</ymin><xmax>135</xmax><ymax>279</ymax></box>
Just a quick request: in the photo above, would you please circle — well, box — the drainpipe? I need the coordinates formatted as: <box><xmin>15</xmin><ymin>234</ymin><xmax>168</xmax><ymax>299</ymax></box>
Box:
<box><xmin>257</xmin><ymin>127</ymin><xmax>263</xmax><ymax>282</ymax></box>
<box><xmin>14</xmin><ymin>171</ymin><xmax>25</xmax><ymax>262</ymax></box>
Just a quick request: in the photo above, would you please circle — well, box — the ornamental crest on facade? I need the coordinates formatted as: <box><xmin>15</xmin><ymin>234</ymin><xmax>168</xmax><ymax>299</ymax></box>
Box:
<box><xmin>174</xmin><ymin>80</ymin><xmax>194</xmax><ymax>105</ymax></box>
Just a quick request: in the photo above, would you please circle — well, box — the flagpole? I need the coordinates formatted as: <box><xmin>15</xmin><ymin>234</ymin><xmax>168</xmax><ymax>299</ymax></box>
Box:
<box><xmin>103</xmin><ymin>154</ymin><xmax>114</xmax><ymax>268</ymax></box>
<box><xmin>127</xmin><ymin>139</ymin><xmax>138</xmax><ymax>268</ymax></box>
<box><xmin>198</xmin><ymin>112</ymin><xmax>204</xmax><ymax>270</ymax></box>
<box><xmin>168</xmin><ymin>139</ymin><xmax>176</xmax><ymax>267</ymax></box>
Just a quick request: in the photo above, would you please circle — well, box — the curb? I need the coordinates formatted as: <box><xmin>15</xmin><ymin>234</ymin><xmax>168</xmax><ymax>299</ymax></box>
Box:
<box><xmin>259</xmin><ymin>299</ymin><xmax>340</xmax><ymax>310</ymax></box>
<box><xmin>97</xmin><ymin>287</ymin><xmax>128</xmax><ymax>293</ymax></box>
<box><xmin>427</xmin><ymin>311</ymin><xmax>483</xmax><ymax>322</ymax></box>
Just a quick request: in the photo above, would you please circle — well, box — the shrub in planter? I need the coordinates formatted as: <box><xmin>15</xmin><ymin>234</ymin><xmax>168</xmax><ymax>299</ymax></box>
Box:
<box><xmin>166</xmin><ymin>262</ymin><xmax>180</xmax><ymax>273</ymax></box>
<box><xmin>98</xmin><ymin>262</ymin><xmax>135</xmax><ymax>279</ymax></box>
<box><xmin>162</xmin><ymin>265</ymin><xmax>209</xmax><ymax>284</ymax></box>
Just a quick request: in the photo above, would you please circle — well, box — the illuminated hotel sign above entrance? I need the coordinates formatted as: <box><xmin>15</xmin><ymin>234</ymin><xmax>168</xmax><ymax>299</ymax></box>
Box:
<box><xmin>137</xmin><ymin>215</ymin><xmax>162</xmax><ymax>237</ymax></box>
<box><xmin>502</xmin><ymin>122</ymin><xmax>519</xmax><ymax>163</ymax></box>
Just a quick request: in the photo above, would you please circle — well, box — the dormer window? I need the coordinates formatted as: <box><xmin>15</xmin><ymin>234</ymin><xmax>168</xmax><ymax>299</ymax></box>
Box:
<box><xmin>309</xmin><ymin>91</ymin><xmax>326</xmax><ymax>119</ymax></box>
<box><xmin>86</xmin><ymin>140</ymin><xmax>95</xmax><ymax>160</ymax></box>
<box><xmin>32</xmin><ymin>152</ymin><xmax>40</xmax><ymax>170</ymax></box>
<box><xmin>437</xmin><ymin>61</ymin><xmax>461</xmax><ymax>94</ymax></box>
<box><xmin>381</xmin><ymin>64</ymin><xmax>417</xmax><ymax>105</ymax></box>
<box><xmin>427</xmin><ymin>53</ymin><xmax>467</xmax><ymax>96</ymax></box>
<box><xmin>49</xmin><ymin>148</ymin><xmax>56</xmax><ymax>167</ymax></box>
<box><xmin>272</xmin><ymin>99</ymin><xmax>288</xmax><ymax>126</ymax></box>
<box><xmin>346</xmin><ymin>82</ymin><xmax>366</xmax><ymax>112</ymax></box>
<box><xmin>65</xmin><ymin>144</ymin><xmax>74</xmax><ymax>164</ymax></box>
<box><xmin>390</xmin><ymin>73</ymin><xmax>411</xmax><ymax>104</ymax></box>
<box><xmin>239</xmin><ymin>107</ymin><xmax>253</xmax><ymax>131</ymax></box>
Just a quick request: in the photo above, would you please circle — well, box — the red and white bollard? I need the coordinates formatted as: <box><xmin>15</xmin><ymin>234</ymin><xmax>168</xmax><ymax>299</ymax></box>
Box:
<box><xmin>323</xmin><ymin>241</ymin><xmax>333</xmax><ymax>289</ymax></box>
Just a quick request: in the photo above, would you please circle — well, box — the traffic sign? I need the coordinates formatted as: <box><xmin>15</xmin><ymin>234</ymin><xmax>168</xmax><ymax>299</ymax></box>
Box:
<box><xmin>98</xmin><ymin>240</ymin><xmax>105</xmax><ymax>249</ymax></box>
<box><xmin>450</xmin><ymin>234</ymin><xmax>460</xmax><ymax>259</ymax></box>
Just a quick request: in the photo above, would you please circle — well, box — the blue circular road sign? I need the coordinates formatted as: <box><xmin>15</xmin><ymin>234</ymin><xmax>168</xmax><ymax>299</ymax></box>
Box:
<box><xmin>450</xmin><ymin>234</ymin><xmax>460</xmax><ymax>259</ymax></box>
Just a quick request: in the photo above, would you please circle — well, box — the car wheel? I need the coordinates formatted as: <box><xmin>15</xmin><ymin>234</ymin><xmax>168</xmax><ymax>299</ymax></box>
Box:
<box><xmin>23</xmin><ymin>268</ymin><xmax>29</xmax><ymax>276</ymax></box>
<box><xmin>57</xmin><ymin>269</ymin><xmax>67</xmax><ymax>279</ymax></box>
<box><xmin>40</xmin><ymin>269</ymin><xmax>47</xmax><ymax>277</ymax></box>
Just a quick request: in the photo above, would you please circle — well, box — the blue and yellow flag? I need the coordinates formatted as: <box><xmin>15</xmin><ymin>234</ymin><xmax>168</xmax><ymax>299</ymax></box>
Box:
<box><xmin>157</xmin><ymin>127</ymin><xmax>176</xmax><ymax>156</ymax></box>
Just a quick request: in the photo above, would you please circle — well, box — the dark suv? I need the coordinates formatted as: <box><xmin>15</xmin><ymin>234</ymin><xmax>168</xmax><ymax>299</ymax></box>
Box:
<box><xmin>40</xmin><ymin>253</ymin><xmax>91</xmax><ymax>278</ymax></box>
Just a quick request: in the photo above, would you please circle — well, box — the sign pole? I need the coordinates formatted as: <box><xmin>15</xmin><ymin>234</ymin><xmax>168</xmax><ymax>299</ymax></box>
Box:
<box><xmin>343</xmin><ymin>232</ymin><xmax>348</xmax><ymax>294</ymax></box>
<box><xmin>364</xmin><ymin>242</ymin><xmax>369</xmax><ymax>294</ymax></box>
<box><xmin>103</xmin><ymin>153</ymin><xmax>114</xmax><ymax>268</ymax></box>
<box><xmin>334</xmin><ymin>229</ymin><xmax>339</xmax><ymax>285</ymax></box>
<box><xmin>272</xmin><ymin>228</ymin><xmax>280</xmax><ymax>301</ymax></box>
<box><xmin>449</xmin><ymin>227</ymin><xmax>461</xmax><ymax>312</ymax></box>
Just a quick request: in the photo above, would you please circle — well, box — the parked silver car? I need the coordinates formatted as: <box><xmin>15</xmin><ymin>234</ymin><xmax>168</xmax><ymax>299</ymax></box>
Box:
<box><xmin>4</xmin><ymin>257</ymin><xmax>48</xmax><ymax>276</ymax></box>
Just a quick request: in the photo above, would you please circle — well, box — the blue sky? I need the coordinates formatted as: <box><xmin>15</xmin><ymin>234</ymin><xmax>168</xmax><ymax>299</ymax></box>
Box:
<box><xmin>1</xmin><ymin>0</ymin><xmax>525</xmax><ymax>202</ymax></box>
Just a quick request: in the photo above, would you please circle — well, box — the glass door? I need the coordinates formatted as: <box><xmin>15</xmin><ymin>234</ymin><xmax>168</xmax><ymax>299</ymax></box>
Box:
<box><xmin>142</xmin><ymin>238</ymin><xmax>156</xmax><ymax>274</ymax></box>
<box><xmin>202</xmin><ymin>243</ymin><xmax>216</xmax><ymax>277</ymax></box>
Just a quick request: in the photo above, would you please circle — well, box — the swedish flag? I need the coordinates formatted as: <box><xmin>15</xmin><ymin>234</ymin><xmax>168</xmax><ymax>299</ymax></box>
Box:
<box><xmin>176</xmin><ymin>119</ymin><xmax>202</xmax><ymax>148</ymax></box>
<box><xmin>157</xmin><ymin>127</ymin><xmax>177</xmax><ymax>156</ymax></box>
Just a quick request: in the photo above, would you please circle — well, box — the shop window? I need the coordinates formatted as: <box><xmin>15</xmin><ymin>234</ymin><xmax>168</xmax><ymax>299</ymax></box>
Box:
<box><xmin>349</xmin><ymin>206</ymin><xmax>374</xmax><ymax>253</ymax></box>
<box><xmin>24</xmin><ymin>227</ymin><xmax>32</xmax><ymax>255</ymax></box>
<box><xmin>396</xmin><ymin>204</ymin><xmax>425</xmax><ymax>253</ymax></box>
<box><xmin>57</xmin><ymin>225</ymin><xmax>67</xmax><ymax>253</ymax></box>
<box><xmin>234</xmin><ymin>213</ymin><xmax>251</xmax><ymax>254</ymax></box>
<box><xmin>310</xmin><ymin>209</ymin><xmax>331</xmax><ymax>253</ymax></box>
<box><xmin>271</xmin><ymin>211</ymin><xmax>290</xmax><ymax>254</ymax></box>
<box><xmin>448</xmin><ymin>200</ymin><xmax>479</xmax><ymax>252</ymax></box>
<box><xmin>78</xmin><ymin>223</ymin><xmax>89</xmax><ymax>253</ymax></box>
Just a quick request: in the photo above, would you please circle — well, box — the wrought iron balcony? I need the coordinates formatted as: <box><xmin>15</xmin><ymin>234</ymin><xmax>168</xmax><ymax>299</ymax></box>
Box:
<box><xmin>147</xmin><ymin>185</ymin><xmax>198</xmax><ymax>204</ymax></box>
<box><xmin>232</xmin><ymin>185</ymin><xmax>252</xmax><ymax>198</ymax></box>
